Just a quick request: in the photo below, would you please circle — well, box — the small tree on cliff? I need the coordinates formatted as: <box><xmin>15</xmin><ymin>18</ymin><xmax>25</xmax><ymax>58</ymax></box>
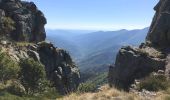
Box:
<box><xmin>19</xmin><ymin>58</ymin><xmax>48</xmax><ymax>94</ymax></box>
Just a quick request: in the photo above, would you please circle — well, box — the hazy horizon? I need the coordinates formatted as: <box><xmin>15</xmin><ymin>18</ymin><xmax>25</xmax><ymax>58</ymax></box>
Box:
<box><xmin>46</xmin><ymin>26</ymin><xmax>149</xmax><ymax>32</ymax></box>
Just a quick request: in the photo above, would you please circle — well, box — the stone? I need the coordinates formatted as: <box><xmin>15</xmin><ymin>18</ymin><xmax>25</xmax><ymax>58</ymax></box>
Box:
<box><xmin>37</xmin><ymin>42</ymin><xmax>80</xmax><ymax>94</ymax></box>
<box><xmin>0</xmin><ymin>0</ymin><xmax>80</xmax><ymax>95</ymax></box>
<box><xmin>0</xmin><ymin>9</ymin><xmax>5</xmax><ymax>16</ymax></box>
<box><xmin>0</xmin><ymin>41</ymin><xmax>80</xmax><ymax>94</ymax></box>
<box><xmin>27</xmin><ymin>50</ymin><xmax>40</xmax><ymax>62</ymax></box>
<box><xmin>108</xmin><ymin>0</ymin><xmax>170</xmax><ymax>90</ymax></box>
<box><xmin>0</xmin><ymin>0</ymin><xmax>46</xmax><ymax>42</ymax></box>
<box><xmin>146</xmin><ymin>0</ymin><xmax>170</xmax><ymax>47</ymax></box>
<box><xmin>108</xmin><ymin>46</ymin><xmax>166</xmax><ymax>90</ymax></box>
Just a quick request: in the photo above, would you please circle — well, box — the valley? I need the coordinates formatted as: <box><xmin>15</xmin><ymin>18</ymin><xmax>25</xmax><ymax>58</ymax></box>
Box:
<box><xmin>0</xmin><ymin>0</ymin><xmax>169</xmax><ymax>99</ymax></box>
<box><xmin>47</xmin><ymin>27</ymin><xmax>149</xmax><ymax>84</ymax></box>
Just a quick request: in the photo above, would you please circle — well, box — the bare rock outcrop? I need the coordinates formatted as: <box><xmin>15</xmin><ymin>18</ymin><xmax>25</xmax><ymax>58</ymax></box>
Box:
<box><xmin>108</xmin><ymin>0</ymin><xmax>170</xmax><ymax>90</ymax></box>
<box><xmin>0</xmin><ymin>41</ymin><xmax>80</xmax><ymax>94</ymax></box>
<box><xmin>0</xmin><ymin>0</ymin><xmax>80</xmax><ymax>94</ymax></box>
<box><xmin>0</xmin><ymin>0</ymin><xmax>46</xmax><ymax>42</ymax></box>
<box><xmin>146</xmin><ymin>0</ymin><xmax>170</xmax><ymax>47</ymax></box>
<box><xmin>108</xmin><ymin>46</ymin><xmax>166</xmax><ymax>89</ymax></box>
<box><xmin>36</xmin><ymin>42</ymin><xmax>80</xmax><ymax>94</ymax></box>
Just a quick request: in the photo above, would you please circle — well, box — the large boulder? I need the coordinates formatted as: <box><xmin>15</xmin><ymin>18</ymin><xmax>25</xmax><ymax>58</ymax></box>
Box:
<box><xmin>0</xmin><ymin>0</ymin><xmax>46</xmax><ymax>42</ymax></box>
<box><xmin>108</xmin><ymin>46</ymin><xmax>166</xmax><ymax>90</ymax></box>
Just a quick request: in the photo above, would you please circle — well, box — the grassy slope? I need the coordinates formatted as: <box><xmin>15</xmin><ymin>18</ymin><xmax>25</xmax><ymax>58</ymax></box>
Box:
<box><xmin>59</xmin><ymin>85</ymin><xmax>170</xmax><ymax>100</ymax></box>
<box><xmin>0</xmin><ymin>90</ymin><xmax>61</xmax><ymax>100</ymax></box>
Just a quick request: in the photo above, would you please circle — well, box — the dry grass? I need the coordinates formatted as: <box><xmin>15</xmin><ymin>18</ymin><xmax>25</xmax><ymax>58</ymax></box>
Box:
<box><xmin>59</xmin><ymin>85</ymin><xmax>170</xmax><ymax>100</ymax></box>
<box><xmin>59</xmin><ymin>85</ymin><xmax>138</xmax><ymax>100</ymax></box>
<box><xmin>15</xmin><ymin>42</ymin><xmax>33</xmax><ymax>47</ymax></box>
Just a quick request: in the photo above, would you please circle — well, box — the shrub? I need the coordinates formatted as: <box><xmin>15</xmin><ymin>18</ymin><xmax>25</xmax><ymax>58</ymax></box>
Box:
<box><xmin>77</xmin><ymin>82</ymin><xmax>96</xmax><ymax>93</ymax></box>
<box><xmin>0</xmin><ymin>51</ymin><xmax>20</xmax><ymax>83</ymax></box>
<box><xmin>6</xmin><ymin>81</ymin><xmax>26</xmax><ymax>96</ymax></box>
<box><xmin>19</xmin><ymin>58</ymin><xmax>48</xmax><ymax>94</ymax></box>
<box><xmin>137</xmin><ymin>73</ymin><xmax>169</xmax><ymax>91</ymax></box>
<box><xmin>0</xmin><ymin>17</ymin><xmax>15</xmax><ymax>35</ymax></box>
<box><xmin>39</xmin><ymin>88</ymin><xmax>61</xmax><ymax>99</ymax></box>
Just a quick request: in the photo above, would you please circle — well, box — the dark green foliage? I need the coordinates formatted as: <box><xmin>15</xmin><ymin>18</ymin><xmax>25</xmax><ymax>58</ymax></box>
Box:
<box><xmin>77</xmin><ymin>82</ymin><xmax>96</xmax><ymax>93</ymax></box>
<box><xmin>78</xmin><ymin>72</ymin><xmax>107</xmax><ymax>93</ymax></box>
<box><xmin>0</xmin><ymin>51</ymin><xmax>20</xmax><ymax>83</ymax></box>
<box><xmin>0</xmin><ymin>90</ymin><xmax>61</xmax><ymax>100</ymax></box>
<box><xmin>38</xmin><ymin>88</ymin><xmax>61</xmax><ymax>99</ymax></box>
<box><xmin>19</xmin><ymin>58</ymin><xmax>48</xmax><ymax>94</ymax></box>
<box><xmin>81</xmin><ymin>72</ymin><xmax>107</xmax><ymax>86</ymax></box>
<box><xmin>0</xmin><ymin>51</ymin><xmax>60</xmax><ymax>98</ymax></box>
<box><xmin>0</xmin><ymin>17</ymin><xmax>15</xmax><ymax>35</ymax></box>
<box><xmin>88</xmin><ymin>72</ymin><xmax>108</xmax><ymax>86</ymax></box>
<box><xmin>6</xmin><ymin>81</ymin><xmax>25</xmax><ymax>96</ymax></box>
<box><xmin>138</xmin><ymin>74</ymin><xmax>169</xmax><ymax>91</ymax></box>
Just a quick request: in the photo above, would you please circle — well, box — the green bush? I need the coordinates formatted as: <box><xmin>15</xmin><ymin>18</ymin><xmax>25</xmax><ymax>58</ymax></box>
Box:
<box><xmin>77</xmin><ymin>82</ymin><xmax>96</xmax><ymax>93</ymax></box>
<box><xmin>0</xmin><ymin>51</ymin><xmax>20</xmax><ymax>83</ymax></box>
<box><xmin>0</xmin><ymin>17</ymin><xmax>15</xmax><ymax>35</ymax></box>
<box><xmin>137</xmin><ymin>74</ymin><xmax>169</xmax><ymax>91</ymax></box>
<box><xmin>6</xmin><ymin>81</ymin><xmax>25</xmax><ymax>96</ymax></box>
<box><xmin>19</xmin><ymin>58</ymin><xmax>48</xmax><ymax>94</ymax></box>
<box><xmin>39</xmin><ymin>88</ymin><xmax>61</xmax><ymax>99</ymax></box>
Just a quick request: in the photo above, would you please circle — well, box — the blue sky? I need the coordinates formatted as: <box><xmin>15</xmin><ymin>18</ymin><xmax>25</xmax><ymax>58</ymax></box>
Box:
<box><xmin>28</xmin><ymin>0</ymin><xmax>159</xmax><ymax>30</ymax></box>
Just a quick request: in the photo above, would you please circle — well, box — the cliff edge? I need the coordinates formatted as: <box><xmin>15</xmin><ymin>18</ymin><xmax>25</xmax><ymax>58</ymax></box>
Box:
<box><xmin>108</xmin><ymin>0</ymin><xmax>170</xmax><ymax>90</ymax></box>
<box><xmin>0</xmin><ymin>0</ymin><xmax>80</xmax><ymax>94</ymax></box>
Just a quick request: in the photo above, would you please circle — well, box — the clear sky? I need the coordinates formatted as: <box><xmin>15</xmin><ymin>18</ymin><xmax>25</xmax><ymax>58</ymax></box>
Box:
<box><xmin>27</xmin><ymin>0</ymin><xmax>159</xmax><ymax>30</ymax></box>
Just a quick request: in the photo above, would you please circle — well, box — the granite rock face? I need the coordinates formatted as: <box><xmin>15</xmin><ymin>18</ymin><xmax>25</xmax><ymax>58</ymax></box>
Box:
<box><xmin>36</xmin><ymin>42</ymin><xmax>80</xmax><ymax>94</ymax></box>
<box><xmin>0</xmin><ymin>0</ymin><xmax>80</xmax><ymax>94</ymax></box>
<box><xmin>108</xmin><ymin>46</ymin><xmax>166</xmax><ymax>90</ymax></box>
<box><xmin>0</xmin><ymin>0</ymin><xmax>46</xmax><ymax>42</ymax></box>
<box><xmin>108</xmin><ymin>0</ymin><xmax>170</xmax><ymax>90</ymax></box>
<box><xmin>146</xmin><ymin>0</ymin><xmax>170</xmax><ymax>47</ymax></box>
<box><xmin>0</xmin><ymin>41</ymin><xmax>80</xmax><ymax>94</ymax></box>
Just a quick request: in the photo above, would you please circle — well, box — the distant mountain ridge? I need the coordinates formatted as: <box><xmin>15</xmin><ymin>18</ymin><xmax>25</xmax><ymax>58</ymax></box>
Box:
<box><xmin>47</xmin><ymin>27</ymin><xmax>149</xmax><ymax>73</ymax></box>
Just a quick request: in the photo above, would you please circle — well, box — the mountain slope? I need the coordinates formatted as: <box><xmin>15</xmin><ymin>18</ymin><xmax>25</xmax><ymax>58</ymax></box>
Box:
<box><xmin>47</xmin><ymin>27</ymin><xmax>149</xmax><ymax>74</ymax></box>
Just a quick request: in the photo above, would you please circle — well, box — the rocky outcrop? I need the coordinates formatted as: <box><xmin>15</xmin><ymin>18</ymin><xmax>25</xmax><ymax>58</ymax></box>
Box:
<box><xmin>108</xmin><ymin>0</ymin><xmax>170</xmax><ymax>90</ymax></box>
<box><xmin>36</xmin><ymin>42</ymin><xmax>80</xmax><ymax>94</ymax></box>
<box><xmin>146</xmin><ymin>0</ymin><xmax>170</xmax><ymax>47</ymax></box>
<box><xmin>108</xmin><ymin>46</ymin><xmax>166</xmax><ymax>89</ymax></box>
<box><xmin>0</xmin><ymin>0</ymin><xmax>46</xmax><ymax>42</ymax></box>
<box><xmin>0</xmin><ymin>41</ymin><xmax>80</xmax><ymax>94</ymax></box>
<box><xmin>0</xmin><ymin>0</ymin><xmax>80</xmax><ymax>94</ymax></box>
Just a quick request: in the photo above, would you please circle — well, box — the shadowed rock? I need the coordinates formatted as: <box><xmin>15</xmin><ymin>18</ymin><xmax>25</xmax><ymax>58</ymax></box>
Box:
<box><xmin>0</xmin><ymin>0</ymin><xmax>80</xmax><ymax>94</ymax></box>
<box><xmin>146</xmin><ymin>0</ymin><xmax>170</xmax><ymax>47</ymax></box>
<box><xmin>0</xmin><ymin>0</ymin><xmax>46</xmax><ymax>42</ymax></box>
<box><xmin>108</xmin><ymin>0</ymin><xmax>170</xmax><ymax>90</ymax></box>
<box><xmin>109</xmin><ymin>46</ymin><xmax>166</xmax><ymax>90</ymax></box>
